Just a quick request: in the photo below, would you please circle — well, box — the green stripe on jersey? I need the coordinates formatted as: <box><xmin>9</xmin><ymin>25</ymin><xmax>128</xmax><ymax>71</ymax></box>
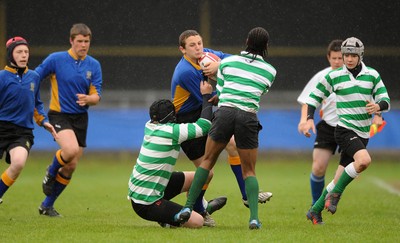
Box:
<box><xmin>307</xmin><ymin>62</ymin><xmax>390</xmax><ymax>139</ymax></box>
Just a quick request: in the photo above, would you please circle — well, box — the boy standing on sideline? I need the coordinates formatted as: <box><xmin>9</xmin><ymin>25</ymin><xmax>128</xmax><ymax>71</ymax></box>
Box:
<box><xmin>301</xmin><ymin>37</ymin><xmax>390</xmax><ymax>224</ymax></box>
<box><xmin>0</xmin><ymin>37</ymin><xmax>57</xmax><ymax>204</ymax></box>
<box><xmin>297</xmin><ymin>40</ymin><xmax>343</xmax><ymax>205</ymax></box>
<box><xmin>175</xmin><ymin>27</ymin><xmax>277</xmax><ymax>230</ymax></box>
<box><xmin>35</xmin><ymin>23</ymin><xmax>103</xmax><ymax>217</ymax></box>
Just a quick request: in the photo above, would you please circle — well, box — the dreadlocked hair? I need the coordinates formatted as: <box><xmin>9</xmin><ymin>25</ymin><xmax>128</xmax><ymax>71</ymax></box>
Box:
<box><xmin>245</xmin><ymin>27</ymin><xmax>269</xmax><ymax>62</ymax></box>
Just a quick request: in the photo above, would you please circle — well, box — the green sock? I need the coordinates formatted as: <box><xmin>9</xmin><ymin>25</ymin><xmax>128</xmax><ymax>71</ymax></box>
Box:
<box><xmin>185</xmin><ymin>167</ymin><xmax>209</xmax><ymax>210</ymax></box>
<box><xmin>332</xmin><ymin>170</ymin><xmax>354</xmax><ymax>194</ymax></box>
<box><xmin>311</xmin><ymin>188</ymin><xmax>328</xmax><ymax>213</ymax></box>
<box><xmin>245</xmin><ymin>176</ymin><xmax>259</xmax><ymax>221</ymax></box>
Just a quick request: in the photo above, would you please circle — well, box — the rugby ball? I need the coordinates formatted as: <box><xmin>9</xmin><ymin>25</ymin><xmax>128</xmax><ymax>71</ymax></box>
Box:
<box><xmin>198</xmin><ymin>52</ymin><xmax>221</xmax><ymax>81</ymax></box>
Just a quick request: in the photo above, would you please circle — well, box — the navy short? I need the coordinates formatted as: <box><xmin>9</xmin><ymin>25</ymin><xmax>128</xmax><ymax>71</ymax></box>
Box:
<box><xmin>314</xmin><ymin>120</ymin><xmax>338</xmax><ymax>154</ymax></box>
<box><xmin>48</xmin><ymin>110</ymin><xmax>88</xmax><ymax>147</ymax></box>
<box><xmin>130</xmin><ymin>171</ymin><xmax>185</xmax><ymax>227</ymax></box>
<box><xmin>335</xmin><ymin>125</ymin><xmax>369</xmax><ymax>167</ymax></box>
<box><xmin>176</xmin><ymin>107</ymin><xmax>206</xmax><ymax>160</ymax></box>
<box><xmin>209</xmin><ymin>106</ymin><xmax>262</xmax><ymax>149</ymax></box>
<box><xmin>0</xmin><ymin>121</ymin><xmax>34</xmax><ymax>164</ymax></box>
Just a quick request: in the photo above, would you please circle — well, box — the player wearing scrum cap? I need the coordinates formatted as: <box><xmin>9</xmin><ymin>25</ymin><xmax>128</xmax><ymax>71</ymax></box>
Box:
<box><xmin>0</xmin><ymin>37</ymin><xmax>57</xmax><ymax>205</ymax></box>
<box><xmin>302</xmin><ymin>37</ymin><xmax>390</xmax><ymax>225</ymax></box>
<box><xmin>128</xmin><ymin>81</ymin><xmax>218</xmax><ymax>228</ymax></box>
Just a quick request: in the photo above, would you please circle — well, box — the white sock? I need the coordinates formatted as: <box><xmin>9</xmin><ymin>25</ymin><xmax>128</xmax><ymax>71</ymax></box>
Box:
<box><xmin>345</xmin><ymin>162</ymin><xmax>359</xmax><ymax>178</ymax></box>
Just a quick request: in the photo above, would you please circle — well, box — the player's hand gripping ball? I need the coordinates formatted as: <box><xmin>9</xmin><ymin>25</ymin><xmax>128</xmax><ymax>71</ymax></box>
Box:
<box><xmin>198</xmin><ymin>52</ymin><xmax>221</xmax><ymax>81</ymax></box>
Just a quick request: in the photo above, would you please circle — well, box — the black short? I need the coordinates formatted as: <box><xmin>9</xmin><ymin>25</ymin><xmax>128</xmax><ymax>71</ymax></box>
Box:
<box><xmin>314</xmin><ymin>120</ymin><xmax>338</xmax><ymax>154</ymax></box>
<box><xmin>130</xmin><ymin>171</ymin><xmax>185</xmax><ymax>227</ymax></box>
<box><xmin>0</xmin><ymin>121</ymin><xmax>34</xmax><ymax>164</ymax></box>
<box><xmin>209</xmin><ymin>107</ymin><xmax>262</xmax><ymax>149</ymax></box>
<box><xmin>177</xmin><ymin>108</ymin><xmax>206</xmax><ymax>160</ymax></box>
<box><xmin>48</xmin><ymin>110</ymin><xmax>88</xmax><ymax>147</ymax></box>
<box><xmin>335</xmin><ymin>125</ymin><xmax>369</xmax><ymax>167</ymax></box>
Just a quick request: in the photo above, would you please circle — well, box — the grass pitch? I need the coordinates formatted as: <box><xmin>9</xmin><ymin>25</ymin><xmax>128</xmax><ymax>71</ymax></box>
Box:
<box><xmin>0</xmin><ymin>151</ymin><xmax>399</xmax><ymax>242</ymax></box>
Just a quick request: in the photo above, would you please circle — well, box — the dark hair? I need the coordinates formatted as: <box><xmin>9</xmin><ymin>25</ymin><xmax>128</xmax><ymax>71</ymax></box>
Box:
<box><xmin>327</xmin><ymin>39</ymin><xmax>343</xmax><ymax>56</ymax></box>
<box><xmin>70</xmin><ymin>23</ymin><xmax>92</xmax><ymax>40</ymax></box>
<box><xmin>245</xmin><ymin>27</ymin><xmax>269</xmax><ymax>61</ymax></box>
<box><xmin>179</xmin><ymin>30</ymin><xmax>200</xmax><ymax>48</ymax></box>
<box><xmin>149</xmin><ymin>99</ymin><xmax>176</xmax><ymax>124</ymax></box>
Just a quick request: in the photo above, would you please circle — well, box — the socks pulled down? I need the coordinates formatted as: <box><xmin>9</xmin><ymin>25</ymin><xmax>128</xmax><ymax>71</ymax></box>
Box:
<box><xmin>311</xmin><ymin>180</ymin><xmax>335</xmax><ymax>213</ymax></box>
<box><xmin>42</xmin><ymin>172</ymin><xmax>71</xmax><ymax>207</ymax></box>
<box><xmin>48</xmin><ymin>150</ymin><xmax>67</xmax><ymax>177</ymax></box>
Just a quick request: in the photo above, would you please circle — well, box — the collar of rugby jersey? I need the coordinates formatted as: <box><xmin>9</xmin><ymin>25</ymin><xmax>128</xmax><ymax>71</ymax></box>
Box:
<box><xmin>4</xmin><ymin>65</ymin><xmax>28</xmax><ymax>74</ymax></box>
<box><xmin>183</xmin><ymin>54</ymin><xmax>201</xmax><ymax>70</ymax></box>
<box><xmin>342</xmin><ymin>61</ymin><xmax>369</xmax><ymax>78</ymax></box>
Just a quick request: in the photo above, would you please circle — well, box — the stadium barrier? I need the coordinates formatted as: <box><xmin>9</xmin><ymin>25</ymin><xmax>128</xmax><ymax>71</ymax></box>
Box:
<box><xmin>33</xmin><ymin>109</ymin><xmax>400</xmax><ymax>152</ymax></box>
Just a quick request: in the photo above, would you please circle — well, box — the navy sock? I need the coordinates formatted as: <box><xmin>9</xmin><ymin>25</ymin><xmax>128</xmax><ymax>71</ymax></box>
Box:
<box><xmin>0</xmin><ymin>180</ymin><xmax>9</xmax><ymax>198</ymax></box>
<box><xmin>310</xmin><ymin>173</ymin><xmax>325</xmax><ymax>205</ymax></box>
<box><xmin>48</xmin><ymin>150</ymin><xmax>66</xmax><ymax>177</ymax></box>
<box><xmin>42</xmin><ymin>173</ymin><xmax>70</xmax><ymax>207</ymax></box>
<box><xmin>230</xmin><ymin>164</ymin><xmax>246</xmax><ymax>200</ymax></box>
<box><xmin>193</xmin><ymin>190</ymin><xmax>206</xmax><ymax>213</ymax></box>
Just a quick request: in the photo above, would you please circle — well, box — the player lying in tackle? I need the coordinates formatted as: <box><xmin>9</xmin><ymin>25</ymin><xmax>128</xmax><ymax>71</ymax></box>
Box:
<box><xmin>127</xmin><ymin>81</ymin><xmax>226</xmax><ymax>228</ymax></box>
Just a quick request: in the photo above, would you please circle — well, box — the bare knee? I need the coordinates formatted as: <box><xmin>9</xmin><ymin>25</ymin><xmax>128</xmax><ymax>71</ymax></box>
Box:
<box><xmin>312</xmin><ymin>160</ymin><xmax>327</xmax><ymax>176</ymax></box>
<box><xmin>60</xmin><ymin>147</ymin><xmax>80</xmax><ymax>162</ymax></box>
<box><xmin>11</xmin><ymin>160</ymin><xmax>25</xmax><ymax>172</ymax></box>
<box><xmin>8</xmin><ymin>160</ymin><xmax>26</xmax><ymax>178</ymax></box>
<box><xmin>183</xmin><ymin>212</ymin><xmax>204</xmax><ymax>228</ymax></box>
<box><xmin>354</xmin><ymin>151</ymin><xmax>372</xmax><ymax>172</ymax></box>
<box><xmin>357</xmin><ymin>156</ymin><xmax>371</xmax><ymax>172</ymax></box>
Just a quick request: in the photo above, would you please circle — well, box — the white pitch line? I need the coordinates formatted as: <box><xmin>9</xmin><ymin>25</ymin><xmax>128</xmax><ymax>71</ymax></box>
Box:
<box><xmin>370</xmin><ymin>177</ymin><xmax>400</xmax><ymax>196</ymax></box>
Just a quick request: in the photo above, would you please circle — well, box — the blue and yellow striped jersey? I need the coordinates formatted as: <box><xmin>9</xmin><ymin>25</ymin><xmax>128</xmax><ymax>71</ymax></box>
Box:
<box><xmin>35</xmin><ymin>49</ymin><xmax>103</xmax><ymax>114</ymax></box>
<box><xmin>171</xmin><ymin>48</ymin><xmax>229</xmax><ymax>115</ymax></box>
<box><xmin>0</xmin><ymin>66</ymin><xmax>48</xmax><ymax>129</ymax></box>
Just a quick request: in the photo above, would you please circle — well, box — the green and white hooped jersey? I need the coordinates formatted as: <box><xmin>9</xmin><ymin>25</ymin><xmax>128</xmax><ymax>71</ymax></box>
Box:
<box><xmin>128</xmin><ymin>118</ymin><xmax>211</xmax><ymax>205</ymax></box>
<box><xmin>216</xmin><ymin>51</ymin><xmax>277</xmax><ymax>113</ymax></box>
<box><xmin>307</xmin><ymin>62</ymin><xmax>390</xmax><ymax>139</ymax></box>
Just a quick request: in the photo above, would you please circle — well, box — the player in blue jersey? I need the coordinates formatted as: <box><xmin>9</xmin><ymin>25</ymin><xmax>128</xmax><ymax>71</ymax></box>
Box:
<box><xmin>0</xmin><ymin>37</ymin><xmax>57</xmax><ymax>204</ymax></box>
<box><xmin>35</xmin><ymin>23</ymin><xmax>103</xmax><ymax>217</ymax></box>
<box><xmin>171</xmin><ymin>30</ymin><xmax>272</xmax><ymax>226</ymax></box>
